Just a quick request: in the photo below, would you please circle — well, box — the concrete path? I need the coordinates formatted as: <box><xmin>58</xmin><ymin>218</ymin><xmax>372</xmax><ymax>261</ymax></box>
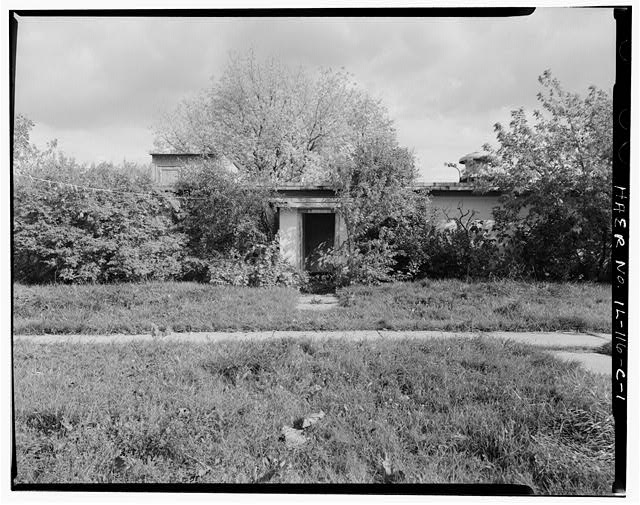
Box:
<box><xmin>14</xmin><ymin>329</ymin><xmax>610</xmax><ymax>375</ymax></box>
<box><xmin>14</xmin><ymin>329</ymin><xmax>609</xmax><ymax>347</ymax></box>
<box><xmin>296</xmin><ymin>294</ymin><xmax>340</xmax><ymax>311</ymax></box>
<box><xmin>549</xmin><ymin>351</ymin><xmax>610</xmax><ymax>375</ymax></box>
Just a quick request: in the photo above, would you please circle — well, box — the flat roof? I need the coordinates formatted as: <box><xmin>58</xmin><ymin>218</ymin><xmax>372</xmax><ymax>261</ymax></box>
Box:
<box><xmin>276</xmin><ymin>182</ymin><xmax>497</xmax><ymax>193</ymax></box>
<box><xmin>149</xmin><ymin>152</ymin><xmax>210</xmax><ymax>156</ymax></box>
<box><xmin>275</xmin><ymin>183</ymin><xmax>334</xmax><ymax>190</ymax></box>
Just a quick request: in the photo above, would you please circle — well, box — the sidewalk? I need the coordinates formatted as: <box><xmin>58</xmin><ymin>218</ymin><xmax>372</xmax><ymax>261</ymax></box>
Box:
<box><xmin>14</xmin><ymin>329</ymin><xmax>611</xmax><ymax>375</ymax></box>
<box><xmin>13</xmin><ymin>329</ymin><xmax>609</xmax><ymax>346</ymax></box>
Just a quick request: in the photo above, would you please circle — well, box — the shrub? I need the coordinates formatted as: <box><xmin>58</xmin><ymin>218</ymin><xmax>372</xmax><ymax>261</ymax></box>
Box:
<box><xmin>318</xmin><ymin>233</ymin><xmax>401</xmax><ymax>286</ymax></box>
<box><xmin>179</xmin><ymin>256</ymin><xmax>211</xmax><ymax>282</ymax></box>
<box><xmin>14</xmin><ymin>155</ymin><xmax>186</xmax><ymax>284</ymax></box>
<box><xmin>174</xmin><ymin>159</ymin><xmax>277</xmax><ymax>258</ymax></box>
<box><xmin>487</xmin><ymin>208</ymin><xmax>612</xmax><ymax>282</ymax></box>
<box><xmin>202</xmin><ymin>240</ymin><xmax>305</xmax><ymax>287</ymax></box>
<box><xmin>419</xmin><ymin>221</ymin><xmax>502</xmax><ymax>280</ymax></box>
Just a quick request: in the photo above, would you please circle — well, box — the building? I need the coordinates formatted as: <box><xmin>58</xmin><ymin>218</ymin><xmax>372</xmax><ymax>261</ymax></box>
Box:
<box><xmin>271</xmin><ymin>184</ymin><xmax>345</xmax><ymax>272</ymax></box>
<box><xmin>151</xmin><ymin>153</ymin><xmax>238</xmax><ymax>186</ymax></box>
<box><xmin>457</xmin><ymin>151</ymin><xmax>498</xmax><ymax>183</ymax></box>
<box><xmin>151</xmin><ymin>152</ymin><xmax>501</xmax><ymax>272</ymax></box>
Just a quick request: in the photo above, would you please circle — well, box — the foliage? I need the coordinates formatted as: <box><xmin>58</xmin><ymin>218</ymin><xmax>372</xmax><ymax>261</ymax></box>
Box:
<box><xmin>154</xmin><ymin>51</ymin><xmax>365</xmax><ymax>184</ymax></box>
<box><xmin>13</xmin><ymin>120</ymin><xmax>185</xmax><ymax>283</ymax></box>
<box><xmin>395</xmin><ymin>206</ymin><xmax>503</xmax><ymax>281</ymax></box>
<box><xmin>206</xmin><ymin>241</ymin><xmax>306</xmax><ymax>288</ymax></box>
<box><xmin>13</xmin><ymin>115</ymin><xmax>300</xmax><ymax>286</ymax></box>
<box><xmin>178</xmin><ymin>240</ymin><xmax>306</xmax><ymax>287</ymax></box>
<box><xmin>154</xmin><ymin>51</ymin><xmax>423</xmax><ymax>189</ymax></box>
<box><xmin>180</xmin><ymin>251</ymin><xmax>302</xmax><ymax>287</ymax></box>
<box><xmin>174</xmin><ymin>159</ymin><xmax>303</xmax><ymax>286</ymax></box>
<box><xmin>154</xmin><ymin>52</ymin><xmax>434</xmax><ymax>285</ymax></box>
<box><xmin>174</xmin><ymin>159</ymin><xmax>277</xmax><ymax>259</ymax></box>
<box><xmin>466</xmin><ymin>71</ymin><xmax>613</xmax><ymax>281</ymax></box>
<box><xmin>320</xmin><ymin>105</ymin><xmax>424</xmax><ymax>285</ymax></box>
<box><xmin>13</xmin><ymin>114</ymin><xmax>39</xmax><ymax>171</ymax></box>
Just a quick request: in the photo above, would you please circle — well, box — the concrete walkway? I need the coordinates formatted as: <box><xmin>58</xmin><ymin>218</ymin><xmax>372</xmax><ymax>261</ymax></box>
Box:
<box><xmin>14</xmin><ymin>329</ymin><xmax>610</xmax><ymax>375</ymax></box>
<box><xmin>296</xmin><ymin>294</ymin><xmax>340</xmax><ymax>311</ymax></box>
<box><xmin>549</xmin><ymin>351</ymin><xmax>610</xmax><ymax>375</ymax></box>
<box><xmin>13</xmin><ymin>329</ymin><xmax>609</xmax><ymax>347</ymax></box>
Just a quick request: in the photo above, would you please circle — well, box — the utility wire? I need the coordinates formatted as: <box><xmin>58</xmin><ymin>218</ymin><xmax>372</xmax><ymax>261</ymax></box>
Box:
<box><xmin>13</xmin><ymin>170</ymin><xmax>211</xmax><ymax>201</ymax></box>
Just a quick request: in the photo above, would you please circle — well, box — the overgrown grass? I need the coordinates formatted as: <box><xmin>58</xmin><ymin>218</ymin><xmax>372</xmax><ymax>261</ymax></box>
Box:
<box><xmin>13</xmin><ymin>337</ymin><xmax>613</xmax><ymax>493</ymax></box>
<box><xmin>341</xmin><ymin>279</ymin><xmax>611</xmax><ymax>333</ymax></box>
<box><xmin>13</xmin><ymin>279</ymin><xmax>611</xmax><ymax>335</ymax></box>
<box><xmin>595</xmin><ymin>340</ymin><xmax>613</xmax><ymax>356</ymax></box>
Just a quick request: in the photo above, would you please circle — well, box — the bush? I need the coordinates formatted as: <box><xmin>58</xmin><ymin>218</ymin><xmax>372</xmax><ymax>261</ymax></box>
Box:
<box><xmin>488</xmin><ymin>208</ymin><xmax>611</xmax><ymax>282</ymax></box>
<box><xmin>318</xmin><ymin>233</ymin><xmax>401</xmax><ymax>286</ymax></box>
<box><xmin>14</xmin><ymin>155</ymin><xmax>186</xmax><ymax>284</ymax></box>
<box><xmin>179</xmin><ymin>256</ymin><xmax>211</xmax><ymax>282</ymax></box>
<box><xmin>184</xmin><ymin>240</ymin><xmax>305</xmax><ymax>287</ymax></box>
<box><xmin>174</xmin><ymin>160</ymin><xmax>277</xmax><ymax>258</ymax></box>
<box><xmin>418</xmin><ymin>221</ymin><xmax>502</xmax><ymax>280</ymax></box>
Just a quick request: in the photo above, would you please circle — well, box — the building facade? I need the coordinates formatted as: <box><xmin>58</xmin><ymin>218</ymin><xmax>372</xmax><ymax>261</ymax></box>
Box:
<box><xmin>151</xmin><ymin>153</ymin><xmax>501</xmax><ymax>272</ymax></box>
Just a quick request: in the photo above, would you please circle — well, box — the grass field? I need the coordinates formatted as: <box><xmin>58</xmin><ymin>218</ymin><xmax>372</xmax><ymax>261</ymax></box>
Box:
<box><xmin>13</xmin><ymin>337</ymin><xmax>613</xmax><ymax>492</ymax></box>
<box><xmin>13</xmin><ymin>279</ymin><xmax>611</xmax><ymax>335</ymax></box>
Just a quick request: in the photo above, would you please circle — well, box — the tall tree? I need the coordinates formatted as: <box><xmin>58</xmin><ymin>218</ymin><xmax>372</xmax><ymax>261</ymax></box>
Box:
<box><xmin>467</xmin><ymin>71</ymin><xmax>613</xmax><ymax>280</ymax></box>
<box><xmin>153</xmin><ymin>51</ymin><xmax>401</xmax><ymax>184</ymax></box>
<box><xmin>13</xmin><ymin>114</ymin><xmax>36</xmax><ymax>171</ymax></box>
<box><xmin>155</xmin><ymin>52</ymin><xmax>422</xmax><ymax>283</ymax></box>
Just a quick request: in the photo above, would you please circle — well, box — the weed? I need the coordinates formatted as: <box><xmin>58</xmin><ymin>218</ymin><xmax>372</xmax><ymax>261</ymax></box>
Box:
<box><xmin>13</xmin><ymin>279</ymin><xmax>610</xmax><ymax>335</ymax></box>
<box><xmin>595</xmin><ymin>341</ymin><xmax>612</xmax><ymax>356</ymax></box>
<box><xmin>13</xmin><ymin>337</ymin><xmax>613</xmax><ymax>492</ymax></box>
<box><xmin>493</xmin><ymin>300</ymin><xmax>522</xmax><ymax>316</ymax></box>
<box><xmin>25</xmin><ymin>411</ymin><xmax>67</xmax><ymax>436</ymax></box>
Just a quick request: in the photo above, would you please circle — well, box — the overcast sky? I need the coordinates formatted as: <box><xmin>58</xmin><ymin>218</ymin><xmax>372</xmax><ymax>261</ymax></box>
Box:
<box><xmin>15</xmin><ymin>8</ymin><xmax>615</xmax><ymax>182</ymax></box>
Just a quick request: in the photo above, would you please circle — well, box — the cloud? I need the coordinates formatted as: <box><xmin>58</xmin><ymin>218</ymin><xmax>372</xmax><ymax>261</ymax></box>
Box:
<box><xmin>29</xmin><ymin>122</ymin><xmax>155</xmax><ymax>166</ymax></box>
<box><xmin>14</xmin><ymin>8</ymin><xmax>615</xmax><ymax>178</ymax></box>
<box><xmin>400</xmin><ymin>106</ymin><xmax>514</xmax><ymax>181</ymax></box>
<box><xmin>16</xmin><ymin>18</ymin><xmax>232</xmax><ymax>128</ymax></box>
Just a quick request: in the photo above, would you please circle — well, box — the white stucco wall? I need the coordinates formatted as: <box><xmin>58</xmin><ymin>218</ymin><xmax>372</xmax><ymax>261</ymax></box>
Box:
<box><xmin>429</xmin><ymin>194</ymin><xmax>501</xmax><ymax>224</ymax></box>
<box><xmin>279</xmin><ymin>208</ymin><xmax>300</xmax><ymax>269</ymax></box>
<box><xmin>279</xmin><ymin>208</ymin><xmax>348</xmax><ymax>270</ymax></box>
<box><xmin>158</xmin><ymin>168</ymin><xmax>179</xmax><ymax>186</ymax></box>
<box><xmin>278</xmin><ymin>196</ymin><xmax>503</xmax><ymax>270</ymax></box>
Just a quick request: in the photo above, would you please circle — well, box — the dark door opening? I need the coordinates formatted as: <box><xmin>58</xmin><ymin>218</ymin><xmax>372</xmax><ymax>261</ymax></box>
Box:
<box><xmin>303</xmin><ymin>213</ymin><xmax>335</xmax><ymax>272</ymax></box>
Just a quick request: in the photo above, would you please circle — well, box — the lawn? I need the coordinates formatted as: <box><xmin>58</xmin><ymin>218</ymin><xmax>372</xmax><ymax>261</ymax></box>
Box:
<box><xmin>13</xmin><ymin>279</ymin><xmax>610</xmax><ymax>335</ymax></box>
<box><xmin>13</xmin><ymin>337</ymin><xmax>613</xmax><ymax>493</ymax></box>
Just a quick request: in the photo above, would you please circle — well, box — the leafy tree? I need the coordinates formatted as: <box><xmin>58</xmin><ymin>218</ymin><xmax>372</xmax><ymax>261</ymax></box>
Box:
<box><xmin>155</xmin><ymin>52</ymin><xmax>429</xmax><ymax>284</ymax></box>
<box><xmin>13</xmin><ymin>114</ymin><xmax>36</xmax><ymax>171</ymax></box>
<box><xmin>466</xmin><ymin>71</ymin><xmax>613</xmax><ymax>281</ymax></box>
<box><xmin>154</xmin><ymin>51</ymin><xmax>398</xmax><ymax>184</ymax></box>
<box><xmin>324</xmin><ymin>107</ymin><xmax>426</xmax><ymax>284</ymax></box>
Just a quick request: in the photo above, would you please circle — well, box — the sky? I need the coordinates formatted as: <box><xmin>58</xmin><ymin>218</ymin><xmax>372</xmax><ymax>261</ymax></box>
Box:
<box><xmin>14</xmin><ymin>8</ymin><xmax>616</xmax><ymax>182</ymax></box>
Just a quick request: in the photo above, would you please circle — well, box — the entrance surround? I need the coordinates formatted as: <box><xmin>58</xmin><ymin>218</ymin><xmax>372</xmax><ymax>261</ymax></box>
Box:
<box><xmin>273</xmin><ymin>185</ymin><xmax>347</xmax><ymax>272</ymax></box>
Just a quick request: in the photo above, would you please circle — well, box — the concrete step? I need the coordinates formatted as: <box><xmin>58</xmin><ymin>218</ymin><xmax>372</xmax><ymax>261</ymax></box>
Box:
<box><xmin>296</xmin><ymin>294</ymin><xmax>340</xmax><ymax>311</ymax></box>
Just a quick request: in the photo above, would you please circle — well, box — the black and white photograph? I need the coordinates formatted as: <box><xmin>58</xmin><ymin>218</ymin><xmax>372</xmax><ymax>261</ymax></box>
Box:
<box><xmin>6</xmin><ymin>3</ymin><xmax>635</xmax><ymax>498</ymax></box>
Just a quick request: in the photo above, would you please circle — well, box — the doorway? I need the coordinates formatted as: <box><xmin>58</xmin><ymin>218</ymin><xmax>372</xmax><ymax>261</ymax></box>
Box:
<box><xmin>302</xmin><ymin>212</ymin><xmax>335</xmax><ymax>272</ymax></box>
